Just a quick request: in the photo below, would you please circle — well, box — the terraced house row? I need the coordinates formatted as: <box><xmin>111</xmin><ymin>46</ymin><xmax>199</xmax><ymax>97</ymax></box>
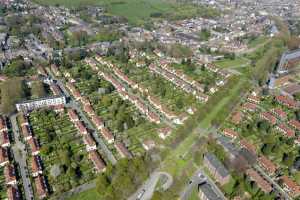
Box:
<box><xmin>0</xmin><ymin>117</ymin><xmax>21</xmax><ymax>200</ymax></box>
<box><xmin>65</xmin><ymin>78</ymin><xmax>133</xmax><ymax>159</ymax></box>
<box><xmin>18</xmin><ymin>114</ymin><xmax>48</xmax><ymax>199</ymax></box>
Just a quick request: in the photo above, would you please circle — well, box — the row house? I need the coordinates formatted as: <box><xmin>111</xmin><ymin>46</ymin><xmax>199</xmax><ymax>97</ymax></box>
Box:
<box><xmin>258</xmin><ymin>156</ymin><xmax>277</xmax><ymax>175</ymax></box>
<box><xmin>20</xmin><ymin>124</ymin><xmax>33</xmax><ymax>141</ymax></box>
<box><xmin>222</xmin><ymin>128</ymin><xmax>239</xmax><ymax>140</ymax></box>
<box><xmin>100</xmin><ymin>127</ymin><xmax>114</xmax><ymax>144</ymax></box>
<box><xmin>1</xmin><ymin>131</ymin><xmax>10</xmax><ymax>147</ymax></box>
<box><xmin>260</xmin><ymin>112</ymin><xmax>277</xmax><ymax>125</ymax></box>
<box><xmin>0</xmin><ymin>147</ymin><xmax>9</xmax><ymax>166</ymax></box>
<box><xmin>247</xmin><ymin>95</ymin><xmax>261</xmax><ymax>104</ymax></box>
<box><xmin>66</xmin><ymin>82</ymin><xmax>82</xmax><ymax>101</ymax></box>
<box><xmin>75</xmin><ymin>121</ymin><xmax>88</xmax><ymax>135</ymax></box>
<box><xmin>31</xmin><ymin>155</ymin><xmax>43</xmax><ymax>177</ymax></box>
<box><xmin>281</xmin><ymin>176</ymin><xmax>300</xmax><ymax>198</ymax></box>
<box><xmin>7</xmin><ymin>186</ymin><xmax>20</xmax><ymax>200</ymax></box>
<box><xmin>34</xmin><ymin>175</ymin><xmax>48</xmax><ymax>199</ymax></box>
<box><xmin>289</xmin><ymin>119</ymin><xmax>300</xmax><ymax>131</ymax></box>
<box><xmin>240</xmin><ymin>139</ymin><xmax>256</xmax><ymax>155</ymax></box>
<box><xmin>158</xmin><ymin>127</ymin><xmax>172</xmax><ymax>140</ymax></box>
<box><xmin>271</xmin><ymin>108</ymin><xmax>287</xmax><ymax>120</ymax></box>
<box><xmin>203</xmin><ymin>153</ymin><xmax>231</xmax><ymax>185</ymax></box>
<box><xmin>88</xmin><ymin>150</ymin><xmax>106</xmax><ymax>173</ymax></box>
<box><xmin>18</xmin><ymin>114</ymin><xmax>29</xmax><ymax>127</ymax></box>
<box><xmin>85</xmin><ymin>58</ymin><xmax>98</xmax><ymax>71</ymax></box>
<box><xmin>81</xmin><ymin>97</ymin><xmax>91</xmax><ymax>106</ymax></box>
<box><xmin>50</xmin><ymin>64</ymin><xmax>61</xmax><ymax>77</ymax></box>
<box><xmin>276</xmin><ymin>95</ymin><xmax>298</xmax><ymax>109</ymax></box>
<box><xmin>37</xmin><ymin>66</ymin><xmax>48</xmax><ymax>77</ymax></box>
<box><xmin>52</xmin><ymin>104</ymin><xmax>64</xmax><ymax>113</ymax></box>
<box><xmin>246</xmin><ymin>169</ymin><xmax>272</xmax><ymax>193</ymax></box>
<box><xmin>92</xmin><ymin>116</ymin><xmax>104</xmax><ymax>130</ymax></box>
<box><xmin>95</xmin><ymin>56</ymin><xmax>114</xmax><ymax>68</ymax></box>
<box><xmin>4</xmin><ymin>164</ymin><xmax>17</xmax><ymax>185</ymax></box>
<box><xmin>49</xmin><ymin>84</ymin><xmax>62</xmax><ymax>96</ymax></box>
<box><xmin>276</xmin><ymin>123</ymin><xmax>295</xmax><ymax>138</ymax></box>
<box><xmin>231</xmin><ymin>111</ymin><xmax>243</xmax><ymax>125</ymax></box>
<box><xmin>28</xmin><ymin>137</ymin><xmax>40</xmax><ymax>156</ymax></box>
<box><xmin>83</xmin><ymin>134</ymin><xmax>97</xmax><ymax>152</ymax></box>
<box><xmin>114</xmin><ymin>142</ymin><xmax>132</xmax><ymax>159</ymax></box>
<box><xmin>242</xmin><ymin>102</ymin><xmax>257</xmax><ymax>112</ymax></box>
<box><xmin>112</xmin><ymin>67</ymin><xmax>138</xmax><ymax>89</ymax></box>
<box><xmin>83</xmin><ymin>105</ymin><xmax>95</xmax><ymax>117</ymax></box>
<box><xmin>68</xmin><ymin>109</ymin><xmax>79</xmax><ymax>122</ymax></box>
<box><xmin>0</xmin><ymin>117</ymin><xmax>8</xmax><ymax>132</ymax></box>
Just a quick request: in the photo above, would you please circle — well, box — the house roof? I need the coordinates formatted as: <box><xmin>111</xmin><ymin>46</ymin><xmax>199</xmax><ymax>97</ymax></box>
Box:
<box><xmin>246</xmin><ymin>168</ymin><xmax>272</xmax><ymax>193</ymax></box>
<box><xmin>289</xmin><ymin>119</ymin><xmax>300</xmax><ymax>131</ymax></box>
<box><xmin>281</xmin><ymin>176</ymin><xmax>300</xmax><ymax>197</ymax></box>
<box><xmin>89</xmin><ymin>150</ymin><xmax>106</xmax><ymax>172</ymax></box>
<box><xmin>34</xmin><ymin>175</ymin><xmax>47</xmax><ymax>198</ymax></box>
<box><xmin>204</xmin><ymin>153</ymin><xmax>230</xmax><ymax>178</ymax></box>
<box><xmin>258</xmin><ymin>156</ymin><xmax>277</xmax><ymax>174</ymax></box>
<box><xmin>0</xmin><ymin>147</ymin><xmax>8</xmax><ymax>164</ymax></box>
<box><xmin>7</xmin><ymin>186</ymin><xmax>20</xmax><ymax>200</ymax></box>
<box><xmin>114</xmin><ymin>142</ymin><xmax>132</xmax><ymax>158</ymax></box>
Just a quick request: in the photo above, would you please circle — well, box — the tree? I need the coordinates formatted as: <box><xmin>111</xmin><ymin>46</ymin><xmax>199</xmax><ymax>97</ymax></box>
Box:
<box><xmin>31</xmin><ymin>81</ymin><xmax>46</xmax><ymax>98</ymax></box>
<box><xmin>96</xmin><ymin>174</ymin><xmax>110</xmax><ymax>195</ymax></box>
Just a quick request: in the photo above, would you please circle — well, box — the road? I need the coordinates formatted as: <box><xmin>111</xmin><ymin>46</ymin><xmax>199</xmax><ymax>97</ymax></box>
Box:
<box><xmin>10</xmin><ymin>114</ymin><xmax>34</xmax><ymax>200</ymax></box>
<box><xmin>180</xmin><ymin>168</ymin><xmax>226</xmax><ymax>200</ymax></box>
<box><xmin>128</xmin><ymin>171</ymin><xmax>173</xmax><ymax>200</ymax></box>
<box><xmin>58</xmin><ymin>180</ymin><xmax>96</xmax><ymax>200</ymax></box>
<box><xmin>47</xmin><ymin>70</ymin><xmax>117</xmax><ymax>165</ymax></box>
<box><xmin>254</xmin><ymin>165</ymin><xmax>292</xmax><ymax>200</ymax></box>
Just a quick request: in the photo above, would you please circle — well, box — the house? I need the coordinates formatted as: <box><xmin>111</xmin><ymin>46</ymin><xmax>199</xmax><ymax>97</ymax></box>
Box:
<box><xmin>0</xmin><ymin>131</ymin><xmax>10</xmax><ymax>147</ymax></box>
<box><xmin>281</xmin><ymin>176</ymin><xmax>300</xmax><ymax>198</ymax></box>
<box><xmin>18</xmin><ymin>114</ymin><xmax>29</xmax><ymax>127</ymax></box>
<box><xmin>88</xmin><ymin>150</ymin><xmax>106</xmax><ymax>173</ymax></box>
<box><xmin>52</xmin><ymin>104</ymin><xmax>64</xmax><ymax>113</ymax></box>
<box><xmin>198</xmin><ymin>182</ymin><xmax>223</xmax><ymax>200</ymax></box>
<box><xmin>276</xmin><ymin>95</ymin><xmax>298</xmax><ymax>109</ymax></box>
<box><xmin>0</xmin><ymin>117</ymin><xmax>7</xmax><ymax>132</ymax></box>
<box><xmin>222</xmin><ymin>128</ymin><xmax>238</xmax><ymax>139</ymax></box>
<box><xmin>147</xmin><ymin>111</ymin><xmax>160</xmax><ymax>124</ymax></box>
<box><xmin>20</xmin><ymin>125</ymin><xmax>32</xmax><ymax>141</ymax></box>
<box><xmin>28</xmin><ymin>138</ymin><xmax>40</xmax><ymax>156</ymax></box>
<box><xmin>258</xmin><ymin>156</ymin><xmax>277</xmax><ymax>175</ymax></box>
<box><xmin>34</xmin><ymin>175</ymin><xmax>47</xmax><ymax>199</ymax></box>
<box><xmin>231</xmin><ymin>111</ymin><xmax>243</xmax><ymax>125</ymax></box>
<box><xmin>100</xmin><ymin>127</ymin><xmax>114</xmax><ymax>144</ymax></box>
<box><xmin>72</xmin><ymin>90</ymin><xmax>82</xmax><ymax>101</ymax></box>
<box><xmin>240</xmin><ymin>139</ymin><xmax>256</xmax><ymax>155</ymax></box>
<box><xmin>277</xmin><ymin>123</ymin><xmax>295</xmax><ymax>138</ymax></box>
<box><xmin>83</xmin><ymin>105</ymin><xmax>95</xmax><ymax>117</ymax></box>
<box><xmin>272</xmin><ymin>108</ymin><xmax>287</xmax><ymax>120</ymax></box>
<box><xmin>68</xmin><ymin>109</ymin><xmax>79</xmax><ymax>122</ymax></box>
<box><xmin>203</xmin><ymin>153</ymin><xmax>231</xmax><ymax>185</ymax></box>
<box><xmin>7</xmin><ymin>186</ymin><xmax>20</xmax><ymax>200</ymax></box>
<box><xmin>75</xmin><ymin>121</ymin><xmax>88</xmax><ymax>135</ymax></box>
<box><xmin>142</xmin><ymin>140</ymin><xmax>155</xmax><ymax>151</ymax></box>
<box><xmin>242</xmin><ymin>102</ymin><xmax>256</xmax><ymax>112</ymax></box>
<box><xmin>83</xmin><ymin>134</ymin><xmax>97</xmax><ymax>152</ymax></box>
<box><xmin>246</xmin><ymin>169</ymin><xmax>272</xmax><ymax>193</ymax></box>
<box><xmin>114</xmin><ymin>142</ymin><xmax>132</xmax><ymax>158</ymax></box>
<box><xmin>247</xmin><ymin>95</ymin><xmax>260</xmax><ymax>104</ymax></box>
<box><xmin>31</xmin><ymin>155</ymin><xmax>43</xmax><ymax>177</ymax></box>
<box><xmin>289</xmin><ymin>119</ymin><xmax>300</xmax><ymax>131</ymax></box>
<box><xmin>260</xmin><ymin>112</ymin><xmax>277</xmax><ymax>125</ymax></box>
<box><xmin>50</xmin><ymin>64</ymin><xmax>61</xmax><ymax>77</ymax></box>
<box><xmin>4</xmin><ymin>164</ymin><xmax>17</xmax><ymax>185</ymax></box>
<box><xmin>92</xmin><ymin>116</ymin><xmax>104</xmax><ymax>130</ymax></box>
<box><xmin>158</xmin><ymin>127</ymin><xmax>172</xmax><ymax>140</ymax></box>
<box><xmin>0</xmin><ymin>147</ymin><xmax>9</xmax><ymax>166</ymax></box>
<box><xmin>49</xmin><ymin>84</ymin><xmax>61</xmax><ymax>96</ymax></box>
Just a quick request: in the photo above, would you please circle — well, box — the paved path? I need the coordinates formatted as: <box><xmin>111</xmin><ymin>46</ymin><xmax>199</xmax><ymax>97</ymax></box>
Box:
<box><xmin>48</xmin><ymin>70</ymin><xmax>117</xmax><ymax>165</ymax></box>
<box><xmin>128</xmin><ymin>171</ymin><xmax>173</xmax><ymax>200</ymax></box>
<box><xmin>58</xmin><ymin>180</ymin><xmax>96</xmax><ymax>200</ymax></box>
<box><xmin>10</xmin><ymin>114</ymin><xmax>34</xmax><ymax>200</ymax></box>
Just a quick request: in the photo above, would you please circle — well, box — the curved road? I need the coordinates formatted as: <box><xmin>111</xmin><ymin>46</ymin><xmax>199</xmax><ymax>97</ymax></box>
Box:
<box><xmin>128</xmin><ymin>172</ymin><xmax>173</xmax><ymax>200</ymax></box>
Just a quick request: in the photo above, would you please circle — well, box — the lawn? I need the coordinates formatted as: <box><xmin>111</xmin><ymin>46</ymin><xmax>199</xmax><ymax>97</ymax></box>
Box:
<box><xmin>214</xmin><ymin>57</ymin><xmax>249</xmax><ymax>69</ymax></box>
<box><xmin>66</xmin><ymin>188</ymin><xmax>101</xmax><ymax>200</ymax></box>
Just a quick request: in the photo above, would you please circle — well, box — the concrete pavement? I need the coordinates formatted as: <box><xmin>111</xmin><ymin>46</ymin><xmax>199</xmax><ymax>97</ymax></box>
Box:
<box><xmin>128</xmin><ymin>171</ymin><xmax>173</xmax><ymax>200</ymax></box>
<box><xmin>10</xmin><ymin>114</ymin><xmax>34</xmax><ymax>200</ymax></box>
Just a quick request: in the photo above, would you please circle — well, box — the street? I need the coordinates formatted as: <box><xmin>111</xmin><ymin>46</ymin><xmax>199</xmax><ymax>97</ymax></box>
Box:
<box><xmin>10</xmin><ymin>114</ymin><xmax>34</xmax><ymax>200</ymax></box>
<box><xmin>128</xmin><ymin>171</ymin><xmax>173</xmax><ymax>200</ymax></box>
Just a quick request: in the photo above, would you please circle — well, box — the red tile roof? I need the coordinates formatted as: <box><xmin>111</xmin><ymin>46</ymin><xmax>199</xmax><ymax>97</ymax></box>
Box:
<box><xmin>223</xmin><ymin>128</ymin><xmax>238</xmax><ymax>139</ymax></box>
<box><xmin>34</xmin><ymin>175</ymin><xmax>47</xmax><ymax>199</ymax></box>
<box><xmin>240</xmin><ymin>139</ymin><xmax>256</xmax><ymax>155</ymax></box>
<box><xmin>0</xmin><ymin>147</ymin><xmax>8</xmax><ymax>165</ymax></box>
<box><xmin>277</xmin><ymin>123</ymin><xmax>295</xmax><ymax>137</ymax></box>
<box><xmin>272</xmin><ymin>108</ymin><xmax>287</xmax><ymax>119</ymax></box>
<box><xmin>75</xmin><ymin>121</ymin><xmax>87</xmax><ymax>135</ymax></box>
<box><xmin>114</xmin><ymin>142</ymin><xmax>132</xmax><ymax>158</ymax></box>
<box><xmin>89</xmin><ymin>150</ymin><xmax>106</xmax><ymax>173</ymax></box>
<box><xmin>28</xmin><ymin>138</ymin><xmax>40</xmax><ymax>155</ymax></box>
<box><xmin>100</xmin><ymin>127</ymin><xmax>114</xmax><ymax>143</ymax></box>
<box><xmin>281</xmin><ymin>176</ymin><xmax>300</xmax><ymax>197</ymax></box>
<box><xmin>7</xmin><ymin>186</ymin><xmax>20</xmax><ymax>200</ymax></box>
<box><xmin>289</xmin><ymin>119</ymin><xmax>300</xmax><ymax>131</ymax></box>
<box><xmin>276</xmin><ymin>95</ymin><xmax>298</xmax><ymax>108</ymax></box>
<box><xmin>261</xmin><ymin>112</ymin><xmax>277</xmax><ymax>125</ymax></box>
<box><xmin>258</xmin><ymin>156</ymin><xmax>277</xmax><ymax>175</ymax></box>
<box><xmin>67</xmin><ymin>109</ymin><xmax>79</xmax><ymax>122</ymax></box>
<box><xmin>246</xmin><ymin>168</ymin><xmax>272</xmax><ymax>193</ymax></box>
<box><xmin>0</xmin><ymin>131</ymin><xmax>10</xmax><ymax>147</ymax></box>
<box><xmin>4</xmin><ymin>164</ymin><xmax>16</xmax><ymax>185</ymax></box>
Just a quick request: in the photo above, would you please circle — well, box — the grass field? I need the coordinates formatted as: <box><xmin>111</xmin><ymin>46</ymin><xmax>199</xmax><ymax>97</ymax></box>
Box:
<box><xmin>214</xmin><ymin>57</ymin><xmax>250</xmax><ymax>69</ymax></box>
<box><xmin>33</xmin><ymin>0</ymin><xmax>218</xmax><ymax>25</ymax></box>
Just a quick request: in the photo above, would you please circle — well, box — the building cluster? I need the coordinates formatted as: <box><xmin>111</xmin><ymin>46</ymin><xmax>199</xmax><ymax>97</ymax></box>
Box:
<box><xmin>67</xmin><ymin>108</ymin><xmax>106</xmax><ymax>173</ymax></box>
<box><xmin>0</xmin><ymin>116</ymin><xmax>21</xmax><ymax>200</ymax></box>
<box><xmin>18</xmin><ymin>113</ymin><xmax>48</xmax><ymax>199</ymax></box>
<box><xmin>65</xmin><ymin>75</ymin><xmax>132</xmax><ymax>159</ymax></box>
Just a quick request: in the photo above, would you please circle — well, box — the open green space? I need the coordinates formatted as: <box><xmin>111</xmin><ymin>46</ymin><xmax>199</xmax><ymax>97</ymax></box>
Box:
<box><xmin>33</xmin><ymin>0</ymin><xmax>219</xmax><ymax>25</ymax></box>
<box><xmin>214</xmin><ymin>57</ymin><xmax>250</xmax><ymax>69</ymax></box>
<box><xmin>0</xmin><ymin>168</ymin><xmax>7</xmax><ymax>199</ymax></box>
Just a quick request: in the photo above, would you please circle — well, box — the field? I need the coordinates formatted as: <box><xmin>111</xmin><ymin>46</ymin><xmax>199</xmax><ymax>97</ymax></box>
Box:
<box><xmin>214</xmin><ymin>57</ymin><xmax>250</xmax><ymax>69</ymax></box>
<box><xmin>33</xmin><ymin>0</ymin><xmax>219</xmax><ymax>25</ymax></box>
